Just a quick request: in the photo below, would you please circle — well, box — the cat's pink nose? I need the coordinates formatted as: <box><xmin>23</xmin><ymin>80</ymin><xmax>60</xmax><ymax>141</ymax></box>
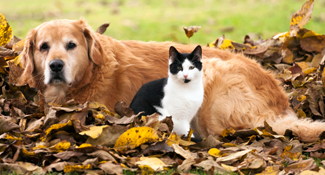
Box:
<box><xmin>184</xmin><ymin>75</ymin><xmax>188</xmax><ymax>78</ymax></box>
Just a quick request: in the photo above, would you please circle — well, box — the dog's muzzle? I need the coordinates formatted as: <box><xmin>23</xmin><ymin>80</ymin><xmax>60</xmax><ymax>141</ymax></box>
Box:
<box><xmin>49</xmin><ymin>59</ymin><xmax>65</xmax><ymax>84</ymax></box>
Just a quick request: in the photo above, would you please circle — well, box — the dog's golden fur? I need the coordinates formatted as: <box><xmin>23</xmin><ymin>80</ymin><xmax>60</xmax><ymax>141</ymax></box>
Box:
<box><xmin>18</xmin><ymin>19</ymin><xmax>325</xmax><ymax>142</ymax></box>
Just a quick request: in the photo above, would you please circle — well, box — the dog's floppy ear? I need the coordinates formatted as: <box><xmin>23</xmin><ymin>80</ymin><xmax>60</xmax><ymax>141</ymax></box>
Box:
<box><xmin>77</xmin><ymin>18</ymin><xmax>103</xmax><ymax>65</ymax></box>
<box><xmin>18</xmin><ymin>28</ymin><xmax>37</xmax><ymax>86</ymax></box>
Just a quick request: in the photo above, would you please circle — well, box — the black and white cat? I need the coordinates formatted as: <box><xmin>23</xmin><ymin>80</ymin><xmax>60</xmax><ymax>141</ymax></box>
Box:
<box><xmin>129</xmin><ymin>45</ymin><xmax>204</xmax><ymax>136</ymax></box>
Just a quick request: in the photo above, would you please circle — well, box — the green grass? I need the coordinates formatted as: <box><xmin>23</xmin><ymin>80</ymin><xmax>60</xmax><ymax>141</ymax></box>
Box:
<box><xmin>1</xmin><ymin>0</ymin><xmax>325</xmax><ymax>45</ymax></box>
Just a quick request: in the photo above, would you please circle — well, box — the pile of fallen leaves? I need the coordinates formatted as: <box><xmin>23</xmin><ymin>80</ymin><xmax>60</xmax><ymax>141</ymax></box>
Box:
<box><xmin>0</xmin><ymin>0</ymin><xmax>325</xmax><ymax>174</ymax></box>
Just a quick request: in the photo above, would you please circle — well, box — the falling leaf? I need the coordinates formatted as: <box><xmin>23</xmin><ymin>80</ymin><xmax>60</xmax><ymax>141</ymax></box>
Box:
<box><xmin>183</xmin><ymin>26</ymin><xmax>201</xmax><ymax>44</ymax></box>
<box><xmin>289</xmin><ymin>0</ymin><xmax>314</xmax><ymax>36</ymax></box>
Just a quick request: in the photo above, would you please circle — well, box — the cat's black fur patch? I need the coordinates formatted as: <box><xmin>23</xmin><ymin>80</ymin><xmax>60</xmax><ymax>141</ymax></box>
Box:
<box><xmin>129</xmin><ymin>78</ymin><xmax>167</xmax><ymax>116</ymax></box>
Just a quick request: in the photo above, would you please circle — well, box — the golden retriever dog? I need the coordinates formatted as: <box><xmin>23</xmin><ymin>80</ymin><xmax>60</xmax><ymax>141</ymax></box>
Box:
<box><xmin>18</xmin><ymin>19</ymin><xmax>325</xmax><ymax>142</ymax></box>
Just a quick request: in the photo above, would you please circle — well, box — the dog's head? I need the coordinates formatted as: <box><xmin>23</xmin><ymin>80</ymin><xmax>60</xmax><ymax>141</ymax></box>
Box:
<box><xmin>19</xmin><ymin>19</ymin><xmax>104</xmax><ymax>103</ymax></box>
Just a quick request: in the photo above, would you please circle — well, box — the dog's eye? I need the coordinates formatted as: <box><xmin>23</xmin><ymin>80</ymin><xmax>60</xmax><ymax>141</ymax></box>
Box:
<box><xmin>40</xmin><ymin>43</ymin><xmax>49</xmax><ymax>51</ymax></box>
<box><xmin>67</xmin><ymin>42</ymin><xmax>76</xmax><ymax>50</ymax></box>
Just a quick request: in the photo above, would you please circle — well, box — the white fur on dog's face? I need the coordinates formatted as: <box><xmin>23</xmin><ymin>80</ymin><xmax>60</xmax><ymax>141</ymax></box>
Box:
<box><xmin>33</xmin><ymin>20</ymin><xmax>90</xmax><ymax>87</ymax></box>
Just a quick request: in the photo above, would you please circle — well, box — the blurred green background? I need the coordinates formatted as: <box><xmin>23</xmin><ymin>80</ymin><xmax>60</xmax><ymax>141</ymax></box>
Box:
<box><xmin>1</xmin><ymin>0</ymin><xmax>324</xmax><ymax>45</ymax></box>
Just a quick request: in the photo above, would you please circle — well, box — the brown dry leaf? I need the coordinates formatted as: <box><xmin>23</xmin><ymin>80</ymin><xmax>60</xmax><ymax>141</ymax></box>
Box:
<box><xmin>25</xmin><ymin>116</ymin><xmax>44</xmax><ymax>132</ymax></box>
<box><xmin>0</xmin><ymin>13</ymin><xmax>13</xmax><ymax>46</ymax></box>
<box><xmin>289</xmin><ymin>0</ymin><xmax>314</xmax><ymax>36</ymax></box>
<box><xmin>87</xmin><ymin>150</ymin><xmax>116</xmax><ymax>162</ymax></box>
<box><xmin>300</xmin><ymin>35</ymin><xmax>325</xmax><ymax>53</ymax></box>
<box><xmin>44</xmin><ymin>162</ymin><xmax>69</xmax><ymax>172</ymax></box>
<box><xmin>86</xmin><ymin>125</ymin><xmax>128</xmax><ymax>147</ymax></box>
<box><xmin>53</xmin><ymin>151</ymin><xmax>84</xmax><ymax>160</ymax></box>
<box><xmin>190</xmin><ymin>135</ymin><xmax>222</xmax><ymax>150</ymax></box>
<box><xmin>284</xmin><ymin>158</ymin><xmax>317</xmax><ymax>174</ymax></box>
<box><xmin>114</xmin><ymin>101</ymin><xmax>134</xmax><ymax>117</ymax></box>
<box><xmin>0</xmin><ymin>116</ymin><xmax>20</xmax><ymax>134</ymax></box>
<box><xmin>177</xmin><ymin>157</ymin><xmax>196</xmax><ymax>172</ymax></box>
<box><xmin>194</xmin><ymin>159</ymin><xmax>227</xmax><ymax>174</ymax></box>
<box><xmin>96</xmin><ymin>23</ymin><xmax>110</xmax><ymax>35</ymax></box>
<box><xmin>183</xmin><ymin>26</ymin><xmax>201</xmax><ymax>38</ymax></box>
<box><xmin>142</xmin><ymin>141</ymin><xmax>173</xmax><ymax>155</ymax></box>
<box><xmin>0</xmin><ymin>163</ymin><xmax>27</xmax><ymax>174</ymax></box>
<box><xmin>98</xmin><ymin>162</ymin><xmax>123</xmax><ymax>175</ymax></box>
<box><xmin>217</xmin><ymin>149</ymin><xmax>252</xmax><ymax>162</ymax></box>
<box><xmin>17</xmin><ymin>161</ymin><xmax>43</xmax><ymax>174</ymax></box>
<box><xmin>172</xmin><ymin>144</ymin><xmax>198</xmax><ymax>159</ymax></box>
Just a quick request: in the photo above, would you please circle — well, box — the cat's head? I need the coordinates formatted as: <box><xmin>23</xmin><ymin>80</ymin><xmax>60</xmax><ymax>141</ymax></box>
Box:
<box><xmin>169</xmin><ymin>45</ymin><xmax>202</xmax><ymax>83</ymax></box>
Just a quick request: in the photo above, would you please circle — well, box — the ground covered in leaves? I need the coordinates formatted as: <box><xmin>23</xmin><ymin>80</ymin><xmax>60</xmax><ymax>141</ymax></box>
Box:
<box><xmin>0</xmin><ymin>0</ymin><xmax>325</xmax><ymax>174</ymax></box>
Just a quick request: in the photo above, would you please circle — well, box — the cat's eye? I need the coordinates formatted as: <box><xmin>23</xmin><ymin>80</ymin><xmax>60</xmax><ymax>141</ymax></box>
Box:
<box><xmin>189</xmin><ymin>66</ymin><xmax>195</xmax><ymax>70</ymax></box>
<box><xmin>177</xmin><ymin>66</ymin><xmax>183</xmax><ymax>70</ymax></box>
<box><xmin>40</xmin><ymin>43</ymin><xmax>49</xmax><ymax>51</ymax></box>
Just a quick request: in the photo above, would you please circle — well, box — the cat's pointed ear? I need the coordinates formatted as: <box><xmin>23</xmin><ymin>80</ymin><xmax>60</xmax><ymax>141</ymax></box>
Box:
<box><xmin>192</xmin><ymin>45</ymin><xmax>202</xmax><ymax>61</ymax></box>
<box><xmin>169</xmin><ymin>46</ymin><xmax>179</xmax><ymax>62</ymax></box>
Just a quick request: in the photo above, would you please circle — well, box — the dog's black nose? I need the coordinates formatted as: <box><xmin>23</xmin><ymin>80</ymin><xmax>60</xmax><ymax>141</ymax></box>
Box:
<box><xmin>49</xmin><ymin>59</ymin><xmax>64</xmax><ymax>72</ymax></box>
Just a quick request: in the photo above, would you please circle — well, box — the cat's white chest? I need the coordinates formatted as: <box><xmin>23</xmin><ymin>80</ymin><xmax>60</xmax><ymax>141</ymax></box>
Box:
<box><xmin>158</xmin><ymin>79</ymin><xmax>204</xmax><ymax>135</ymax></box>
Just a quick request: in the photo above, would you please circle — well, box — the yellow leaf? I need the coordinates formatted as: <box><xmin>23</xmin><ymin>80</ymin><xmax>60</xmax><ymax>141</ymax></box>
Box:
<box><xmin>222</xmin><ymin>143</ymin><xmax>237</xmax><ymax>147</ymax></box>
<box><xmin>41</xmin><ymin>120</ymin><xmax>72</xmax><ymax>141</ymax></box>
<box><xmin>220</xmin><ymin>127</ymin><xmax>236</xmax><ymax>137</ymax></box>
<box><xmin>79</xmin><ymin>125</ymin><xmax>108</xmax><ymax>139</ymax></box>
<box><xmin>289</xmin><ymin>0</ymin><xmax>314</xmax><ymax>36</ymax></box>
<box><xmin>256</xmin><ymin>166</ymin><xmax>280</xmax><ymax>175</ymax></box>
<box><xmin>22</xmin><ymin>148</ymin><xmax>36</xmax><ymax>156</ymax></box>
<box><xmin>179</xmin><ymin>139</ymin><xmax>195</xmax><ymax>147</ymax></box>
<box><xmin>297</xmin><ymin>95</ymin><xmax>307</xmax><ymax>102</ymax></box>
<box><xmin>208</xmin><ymin>148</ymin><xmax>222</xmax><ymax>157</ymax></box>
<box><xmin>296</xmin><ymin>62</ymin><xmax>309</xmax><ymax>71</ymax></box>
<box><xmin>187</xmin><ymin>128</ymin><xmax>193</xmax><ymax>141</ymax></box>
<box><xmin>218</xmin><ymin>39</ymin><xmax>235</xmax><ymax>50</ymax></box>
<box><xmin>0</xmin><ymin>13</ymin><xmax>13</xmax><ymax>46</ymax></box>
<box><xmin>5</xmin><ymin>134</ymin><xmax>22</xmax><ymax>141</ymax></box>
<box><xmin>76</xmin><ymin>143</ymin><xmax>92</xmax><ymax>148</ymax></box>
<box><xmin>297</xmin><ymin>109</ymin><xmax>307</xmax><ymax>118</ymax></box>
<box><xmin>298</xmin><ymin>30</ymin><xmax>321</xmax><ymax>39</ymax></box>
<box><xmin>135</xmin><ymin>157</ymin><xmax>166</xmax><ymax>171</ymax></box>
<box><xmin>114</xmin><ymin>127</ymin><xmax>159</xmax><ymax>151</ymax></box>
<box><xmin>166</xmin><ymin>132</ymin><xmax>180</xmax><ymax>146</ymax></box>
<box><xmin>64</xmin><ymin>164</ymin><xmax>92</xmax><ymax>173</ymax></box>
<box><xmin>32</xmin><ymin>145</ymin><xmax>47</xmax><ymax>150</ymax></box>
<box><xmin>49</xmin><ymin>140</ymin><xmax>71</xmax><ymax>152</ymax></box>
<box><xmin>303</xmin><ymin>67</ymin><xmax>316</xmax><ymax>75</ymax></box>
<box><xmin>280</xmin><ymin>151</ymin><xmax>301</xmax><ymax>161</ymax></box>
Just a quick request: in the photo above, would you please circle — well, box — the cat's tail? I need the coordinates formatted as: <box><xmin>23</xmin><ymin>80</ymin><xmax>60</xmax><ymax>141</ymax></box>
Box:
<box><xmin>267</xmin><ymin>110</ymin><xmax>325</xmax><ymax>142</ymax></box>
